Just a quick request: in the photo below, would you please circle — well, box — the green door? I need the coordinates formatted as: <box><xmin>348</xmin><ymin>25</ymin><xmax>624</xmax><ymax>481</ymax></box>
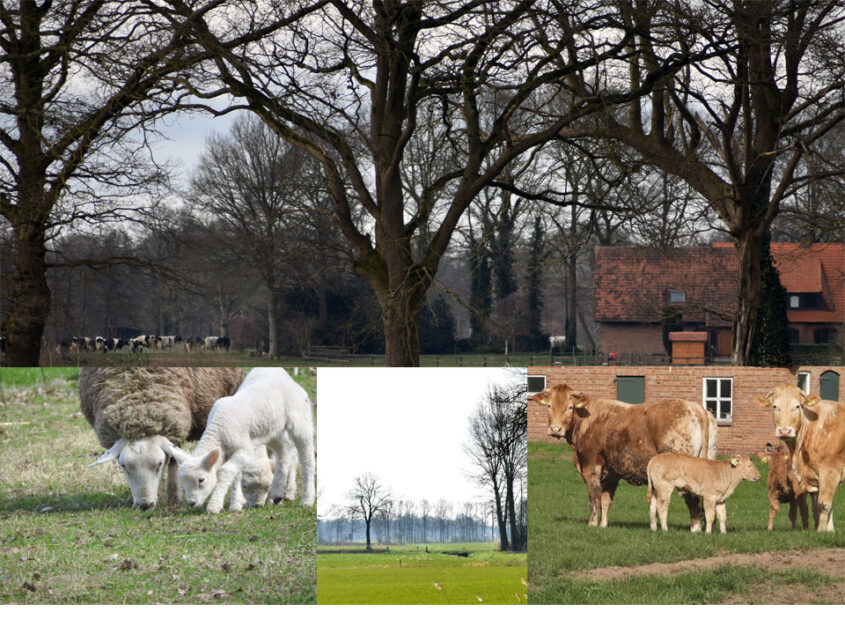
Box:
<box><xmin>820</xmin><ymin>370</ymin><xmax>840</xmax><ymax>401</ymax></box>
<box><xmin>617</xmin><ymin>376</ymin><xmax>645</xmax><ymax>404</ymax></box>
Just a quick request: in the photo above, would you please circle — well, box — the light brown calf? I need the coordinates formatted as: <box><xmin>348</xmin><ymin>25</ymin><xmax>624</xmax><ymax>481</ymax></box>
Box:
<box><xmin>647</xmin><ymin>454</ymin><xmax>761</xmax><ymax>534</ymax></box>
<box><xmin>761</xmin><ymin>442</ymin><xmax>809</xmax><ymax>531</ymax></box>
<box><xmin>756</xmin><ymin>384</ymin><xmax>845</xmax><ymax>532</ymax></box>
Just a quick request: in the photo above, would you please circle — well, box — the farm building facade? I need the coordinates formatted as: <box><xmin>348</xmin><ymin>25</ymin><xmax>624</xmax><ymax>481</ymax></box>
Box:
<box><xmin>527</xmin><ymin>365</ymin><xmax>844</xmax><ymax>455</ymax></box>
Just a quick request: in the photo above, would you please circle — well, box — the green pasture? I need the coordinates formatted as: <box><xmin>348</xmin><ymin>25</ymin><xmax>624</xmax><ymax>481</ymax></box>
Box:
<box><xmin>0</xmin><ymin>368</ymin><xmax>316</xmax><ymax>604</ymax></box>
<box><xmin>528</xmin><ymin>441</ymin><xmax>845</xmax><ymax>604</ymax></box>
<box><xmin>317</xmin><ymin>543</ymin><xmax>527</xmax><ymax>604</ymax></box>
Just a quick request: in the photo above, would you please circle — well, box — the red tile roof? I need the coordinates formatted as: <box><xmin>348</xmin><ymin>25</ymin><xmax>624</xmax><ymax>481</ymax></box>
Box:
<box><xmin>596</xmin><ymin>243</ymin><xmax>844</xmax><ymax>326</ymax></box>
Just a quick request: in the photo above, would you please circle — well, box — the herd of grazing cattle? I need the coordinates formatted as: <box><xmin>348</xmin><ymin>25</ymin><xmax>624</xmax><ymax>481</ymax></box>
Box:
<box><xmin>533</xmin><ymin>383</ymin><xmax>845</xmax><ymax>533</ymax></box>
<box><xmin>59</xmin><ymin>335</ymin><xmax>232</xmax><ymax>354</ymax></box>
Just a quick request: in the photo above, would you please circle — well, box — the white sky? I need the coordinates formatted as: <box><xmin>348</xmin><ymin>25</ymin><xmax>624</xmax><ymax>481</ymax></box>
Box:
<box><xmin>316</xmin><ymin>367</ymin><xmax>524</xmax><ymax>517</ymax></box>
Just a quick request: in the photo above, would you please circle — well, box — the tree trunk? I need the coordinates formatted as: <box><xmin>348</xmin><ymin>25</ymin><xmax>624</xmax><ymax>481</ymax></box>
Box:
<box><xmin>493</xmin><ymin>484</ymin><xmax>509</xmax><ymax>551</ymax></box>
<box><xmin>379</xmin><ymin>291</ymin><xmax>422</xmax><ymax>366</ymax></box>
<box><xmin>505</xmin><ymin>469</ymin><xmax>520</xmax><ymax>551</ymax></box>
<box><xmin>565</xmin><ymin>252</ymin><xmax>578</xmax><ymax>353</ymax></box>
<box><xmin>732</xmin><ymin>230</ymin><xmax>765</xmax><ymax>365</ymax></box>
<box><xmin>267</xmin><ymin>287</ymin><xmax>279</xmax><ymax>359</ymax></box>
<box><xmin>3</xmin><ymin>221</ymin><xmax>50</xmax><ymax>366</ymax></box>
<box><xmin>365</xmin><ymin>518</ymin><xmax>372</xmax><ymax>551</ymax></box>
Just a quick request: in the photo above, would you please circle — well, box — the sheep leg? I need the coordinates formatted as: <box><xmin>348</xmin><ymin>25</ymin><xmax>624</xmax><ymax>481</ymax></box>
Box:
<box><xmin>206</xmin><ymin>454</ymin><xmax>247</xmax><ymax>514</ymax></box>
<box><xmin>268</xmin><ymin>436</ymin><xmax>298</xmax><ymax>503</ymax></box>
<box><xmin>166</xmin><ymin>456</ymin><xmax>181</xmax><ymax>506</ymax></box>
<box><xmin>289</xmin><ymin>427</ymin><xmax>315</xmax><ymax>507</ymax></box>
<box><xmin>229</xmin><ymin>470</ymin><xmax>245</xmax><ymax>511</ymax></box>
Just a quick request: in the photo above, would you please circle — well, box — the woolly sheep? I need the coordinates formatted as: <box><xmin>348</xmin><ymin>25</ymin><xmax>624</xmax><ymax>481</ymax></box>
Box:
<box><xmin>164</xmin><ymin>367</ymin><xmax>315</xmax><ymax>513</ymax></box>
<box><xmin>81</xmin><ymin>367</ymin><xmax>244</xmax><ymax>509</ymax></box>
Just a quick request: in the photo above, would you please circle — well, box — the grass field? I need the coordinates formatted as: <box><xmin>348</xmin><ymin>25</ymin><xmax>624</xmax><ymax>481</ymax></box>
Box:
<box><xmin>0</xmin><ymin>368</ymin><xmax>316</xmax><ymax>604</ymax></box>
<box><xmin>528</xmin><ymin>441</ymin><xmax>845</xmax><ymax>604</ymax></box>
<box><xmin>317</xmin><ymin>542</ymin><xmax>527</xmax><ymax>604</ymax></box>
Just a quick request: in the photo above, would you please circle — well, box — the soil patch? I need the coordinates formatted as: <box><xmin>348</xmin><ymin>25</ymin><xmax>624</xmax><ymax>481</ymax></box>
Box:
<box><xmin>576</xmin><ymin>547</ymin><xmax>845</xmax><ymax>583</ymax></box>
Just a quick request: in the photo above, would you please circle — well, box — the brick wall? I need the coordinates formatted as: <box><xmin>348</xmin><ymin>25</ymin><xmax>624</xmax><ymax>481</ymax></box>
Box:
<box><xmin>527</xmin><ymin>365</ymin><xmax>844</xmax><ymax>455</ymax></box>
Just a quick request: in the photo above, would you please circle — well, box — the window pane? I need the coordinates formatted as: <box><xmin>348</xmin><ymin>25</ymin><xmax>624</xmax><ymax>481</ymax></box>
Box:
<box><xmin>706</xmin><ymin>380</ymin><xmax>717</xmax><ymax>398</ymax></box>
<box><xmin>721</xmin><ymin>379</ymin><xmax>731</xmax><ymax>398</ymax></box>
<box><xmin>527</xmin><ymin>376</ymin><xmax>546</xmax><ymax>393</ymax></box>
<box><xmin>705</xmin><ymin>400</ymin><xmax>718</xmax><ymax>415</ymax></box>
<box><xmin>721</xmin><ymin>400</ymin><xmax>731</xmax><ymax>418</ymax></box>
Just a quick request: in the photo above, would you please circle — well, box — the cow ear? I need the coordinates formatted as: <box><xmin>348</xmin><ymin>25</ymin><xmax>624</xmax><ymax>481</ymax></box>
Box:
<box><xmin>201</xmin><ymin>448</ymin><xmax>221</xmax><ymax>470</ymax></box>
<box><xmin>89</xmin><ymin>439</ymin><xmax>127</xmax><ymax>467</ymax></box>
<box><xmin>754</xmin><ymin>394</ymin><xmax>773</xmax><ymax>408</ymax></box>
<box><xmin>572</xmin><ymin>392</ymin><xmax>587</xmax><ymax>408</ymax></box>
<box><xmin>532</xmin><ymin>390</ymin><xmax>550</xmax><ymax>405</ymax></box>
<box><xmin>729</xmin><ymin>456</ymin><xmax>740</xmax><ymax>467</ymax></box>
<box><xmin>803</xmin><ymin>394</ymin><xmax>820</xmax><ymax>407</ymax></box>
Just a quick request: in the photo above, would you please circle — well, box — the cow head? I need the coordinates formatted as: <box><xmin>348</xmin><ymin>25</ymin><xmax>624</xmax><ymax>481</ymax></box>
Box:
<box><xmin>89</xmin><ymin>436</ymin><xmax>174</xmax><ymax>510</ymax></box>
<box><xmin>532</xmin><ymin>383</ymin><xmax>587</xmax><ymax>439</ymax></box>
<box><xmin>755</xmin><ymin>384</ymin><xmax>819</xmax><ymax>440</ymax></box>
<box><xmin>729</xmin><ymin>455</ymin><xmax>761</xmax><ymax>482</ymax></box>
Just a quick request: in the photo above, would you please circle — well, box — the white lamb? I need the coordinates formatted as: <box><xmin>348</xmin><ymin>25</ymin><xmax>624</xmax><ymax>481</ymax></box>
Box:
<box><xmin>164</xmin><ymin>367</ymin><xmax>315</xmax><ymax>513</ymax></box>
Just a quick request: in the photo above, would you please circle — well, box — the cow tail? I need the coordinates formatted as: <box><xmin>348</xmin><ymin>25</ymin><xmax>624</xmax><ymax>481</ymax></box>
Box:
<box><xmin>699</xmin><ymin>408</ymin><xmax>717</xmax><ymax>460</ymax></box>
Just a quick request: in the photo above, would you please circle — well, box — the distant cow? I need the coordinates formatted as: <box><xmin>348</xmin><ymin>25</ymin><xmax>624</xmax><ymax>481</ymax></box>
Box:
<box><xmin>762</xmin><ymin>442</ymin><xmax>809</xmax><ymax>531</ymax></box>
<box><xmin>647</xmin><ymin>454</ymin><xmax>760</xmax><ymax>534</ymax></box>
<box><xmin>756</xmin><ymin>384</ymin><xmax>845</xmax><ymax>532</ymax></box>
<box><xmin>532</xmin><ymin>383</ymin><xmax>717</xmax><ymax>529</ymax></box>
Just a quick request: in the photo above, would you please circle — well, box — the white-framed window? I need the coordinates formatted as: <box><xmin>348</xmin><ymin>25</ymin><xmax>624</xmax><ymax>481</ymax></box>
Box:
<box><xmin>669</xmin><ymin>290</ymin><xmax>686</xmax><ymax>303</ymax></box>
<box><xmin>703</xmin><ymin>377</ymin><xmax>733</xmax><ymax>424</ymax></box>
<box><xmin>797</xmin><ymin>371</ymin><xmax>811</xmax><ymax>395</ymax></box>
<box><xmin>527</xmin><ymin>375</ymin><xmax>546</xmax><ymax>395</ymax></box>
<box><xmin>789</xmin><ymin>295</ymin><xmax>800</xmax><ymax>308</ymax></box>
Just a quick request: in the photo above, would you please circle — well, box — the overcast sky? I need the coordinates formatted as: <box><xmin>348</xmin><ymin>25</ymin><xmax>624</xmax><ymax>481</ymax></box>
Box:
<box><xmin>316</xmin><ymin>367</ymin><xmax>524</xmax><ymax>517</ymax></box>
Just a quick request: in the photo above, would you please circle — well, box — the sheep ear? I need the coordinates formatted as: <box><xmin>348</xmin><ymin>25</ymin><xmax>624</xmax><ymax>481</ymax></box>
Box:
<box><xmin>201</xmin><ymin>448</ymin><xmax>221</xmax><ymax>470</ymax></box>
<box><xmin>89</xmin><ymin>439</ymin><xmax>127</xmax><ymax>467</ymax></box>
<box><xmin>159</xmin><ymin>438</ymin><xmax>190</xmax><ymax>465</ymax></box>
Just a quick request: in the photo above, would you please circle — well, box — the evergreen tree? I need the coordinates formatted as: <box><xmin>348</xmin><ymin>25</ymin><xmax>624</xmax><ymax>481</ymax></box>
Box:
<box><xmin>753</xmin><ymin>236</ymin><xmax>792</xmax><ymax>367</ymax></box>
<box><xmin>525</xmin><ymin>214</ymin><xmax>546</xmax><ymax>349</ymax></box>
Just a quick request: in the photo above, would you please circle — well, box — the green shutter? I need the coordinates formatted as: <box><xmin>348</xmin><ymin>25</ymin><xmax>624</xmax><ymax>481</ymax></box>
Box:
<box><xmin>616</xmin><ymin>376</ymin><xmax>645</xmax><ymax>404</ymax></box>
<box><xmin>820</xmin><ymin>370</ymin><xmax>840</xmax><ymax>401</ymax></box>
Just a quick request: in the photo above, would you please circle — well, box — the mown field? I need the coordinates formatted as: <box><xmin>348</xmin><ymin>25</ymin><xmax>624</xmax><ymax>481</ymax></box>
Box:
<box><xmin>0</xmin><ymin>368</ymin><xmax>316</xmax><ymax>604</ymax></box>
<box><xmin>529</xmin><ymin>441</ymin><xmax>845</xmax><ymax>604</ymax></box>
<box><xmin>317</xmin><ymin>543</ymin><xmax>527</xmax><ymax>604</ymax></box>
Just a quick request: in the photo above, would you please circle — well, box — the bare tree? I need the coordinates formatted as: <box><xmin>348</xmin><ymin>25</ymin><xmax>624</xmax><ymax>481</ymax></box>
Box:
<box><xmin>189</xmin><ymin>115</ymin><xmax>336</xmax><ymax>357</ymax></box>
<box><xmin>0</xmin><ymin>0</ymin><xmax>216</xmax><ymax>365</ymax></box>
<box><xmin>465</xmin><ymin>370</ymin><xmax>527</xmax><ymax>551</ymax></box>
<box><xmin>569</xmin><ymin>0</ymin><xmax>845</xmax><ymax>363</ymax></box>
<box><xmin>152</xmin><ymin>0</ymin><xmax>684</xmax><ymax>365</ymax></box>
<box><xmin>346</xmin><ymin>472</ymin><xmax>394</xmax><ymax>551</ymax></box>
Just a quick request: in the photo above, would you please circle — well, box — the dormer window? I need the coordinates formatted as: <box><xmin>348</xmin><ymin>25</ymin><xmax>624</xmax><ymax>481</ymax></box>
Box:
<box><xmin>669</xmin><ymin>290</ymin><xmax>686</xmax><ymax>303</ymax></box>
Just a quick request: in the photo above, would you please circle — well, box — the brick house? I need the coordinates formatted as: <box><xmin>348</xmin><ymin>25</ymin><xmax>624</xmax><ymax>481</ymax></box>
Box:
<box><xmin>594</xmin><ymin>243</ymin><xmax>844</xmax><ymax>358</ymax></box>
<box><xmin>527</xmin><ymin>365</ymin><xmax>843</xmax><ymax>455</ymax></box>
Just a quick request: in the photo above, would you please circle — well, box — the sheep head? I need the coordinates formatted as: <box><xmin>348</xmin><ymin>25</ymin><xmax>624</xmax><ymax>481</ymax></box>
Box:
<box><xmin>89</xmin><ymin>436</ymin><xmax>173</xmax><ymax>510</ymax></box>
<box><xmin>169</xmin><ymin>446</ymin><xmax>222</xmax><ymax>509</ymax></box>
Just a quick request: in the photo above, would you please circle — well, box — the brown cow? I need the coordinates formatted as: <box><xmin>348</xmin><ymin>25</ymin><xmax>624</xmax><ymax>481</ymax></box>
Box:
<box><xmin>761</xmin><ymin>442</ymin><xmax>809</xmax><ymax>531</ymax></box>
<box><xmin>533</xmin><ymin>383</ymin><xmax>717</xmax><ymax>529</ymax></box>
<box><xmin>756</xmin><ymin>384</ymin><xmax>845</xmax><ymax>532</ymax></box>
<box><xmin>647</xmin><ymin>454</ymin><xmax>760</xmax><ymax>534</ymax></box>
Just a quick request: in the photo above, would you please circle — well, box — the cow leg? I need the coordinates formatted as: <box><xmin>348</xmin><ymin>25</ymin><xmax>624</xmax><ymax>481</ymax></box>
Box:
<box><xmin>599</xmin><ymin>477</ymin><xmax>619</xmax><ymax>528</ymax></box>
<box><xmin>681</xmin><ymin>492</ymin><xmax>703</xmax><ymax>533</ymax></box>
<box><xmin>787</xmin><ymin>499</ymin><xmax>797</xmax><ymax>530</ymax></box>
<box><xmin>811</xmin><ymin>491</ymin><xmax>821</xmax><ymax>529</ymax></box>
<box><xmin>816</xmin><ymin>471</ymin><xmax>840</xmax><ymax>533</ymax></box>
<box><xmin>797</xmin><ymin>493</ymin><xmax>809</xmax><ymax>530</ymax></box>
<box><xmin>767</xmin><ymin>494</ymin><xmax>780</xmax><ymax>531</ymax></box>
<box><xmin>586</xmin><ymin>466</ymin><xmax>602</xmax><ymax>527</ymax></box>
<box><xmin>656</xmin><ymin>484</ymin><xmax>672</xmax><ymax>531</ymax></box>
<box><xmin>703</xmin><ymin>496</ymin><xmax>716</xmax><ymax>534</ymax></box>
<box><xmin>715</xmin><ymin>502</ymin><xmax>727</xmax><ymax>534</ymax></box>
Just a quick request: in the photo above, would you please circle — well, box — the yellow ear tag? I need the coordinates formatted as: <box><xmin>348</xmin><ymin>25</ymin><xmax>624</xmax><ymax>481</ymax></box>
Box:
<box><xmin>730</xmin><ymin>457</ymin><xmax>739</xmax><ymax>466</ymax></box>
<box><xmin>575</xmin><ymin>401</ymin><xmax>586</xmax><ymax>408</ymax></box>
